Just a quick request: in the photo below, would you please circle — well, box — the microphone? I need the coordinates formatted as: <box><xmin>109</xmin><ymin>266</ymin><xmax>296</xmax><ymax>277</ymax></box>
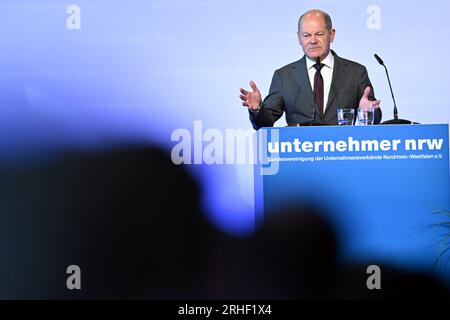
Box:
<box><xmin>374</xmin><ymin>54</ymin><xmax>415</xmax><ymax>124</ymax></box>
<box><xmin>374</xmin><ymin>54</ymin><xmax>397</xmax><ymax>120</ymax></box>
<box><xmin>374</xmin><ymin>53</ymin><xmax>384</xmax><ymax>66</ymax></box>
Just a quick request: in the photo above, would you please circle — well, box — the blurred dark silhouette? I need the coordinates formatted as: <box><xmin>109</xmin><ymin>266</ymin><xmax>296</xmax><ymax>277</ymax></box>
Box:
<box><xmin>208</xmin><ymin>204</ymin><xmax>340</xmax><ymax>299</ymax></box>
<box><xmin>0</xmin><ymin>145</ymin><xmax>217</xmax><ymax>299</ymax></box>
<box><xmin>0</xmin><ymin>147</ymin><xmax>448</xmax><ymax>299</ymax></box>
<box><xmin>207</xmin><ymin>203</ymin><xmax>450</xmax><ymax>300</ymax></box>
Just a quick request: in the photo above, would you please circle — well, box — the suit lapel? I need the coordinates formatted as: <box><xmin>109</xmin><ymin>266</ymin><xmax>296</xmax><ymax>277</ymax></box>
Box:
<box><xmin>326</xmin><ymin>52</ymin><xmax>348</xmax><ymax>113</ymax></box>
<box><xmin>291</xmin><ymin>57</ymin><xmax>316</xmax><ymax>114</ymax></box>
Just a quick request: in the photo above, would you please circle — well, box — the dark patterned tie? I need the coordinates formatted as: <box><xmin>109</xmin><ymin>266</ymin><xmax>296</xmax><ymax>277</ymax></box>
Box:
<box><xmin>313</xmin><ymin>62</ymin><xmax>325</xmax><ymax>116</ymax></box>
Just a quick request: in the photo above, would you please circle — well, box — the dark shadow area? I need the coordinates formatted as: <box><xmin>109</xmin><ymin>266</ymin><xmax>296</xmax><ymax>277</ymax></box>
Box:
<box><xmin>0</xmin><ymin>147</ymin><xmax>448</xmax><ymax>299</ymax></box>
<box><xmin>0</xmin><ymin>145</ymin><xmax>219</xmax><ymax>299</ymax></box>
<box><xmin>208</xmin><ymin>204</ymin><xmax>339</xmax><ymax>299</ymax></box>
<box><xmin>208</xmin><ymin>203</ymin><xmax>450</xmax><ymax>300</ymax></box>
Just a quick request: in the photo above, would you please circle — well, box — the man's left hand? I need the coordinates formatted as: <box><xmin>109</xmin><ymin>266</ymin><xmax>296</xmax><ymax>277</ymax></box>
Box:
<box><xmin>359</xmin><ymin>86</ymin><xmax>380</xmax><ymax>111</ymax></box>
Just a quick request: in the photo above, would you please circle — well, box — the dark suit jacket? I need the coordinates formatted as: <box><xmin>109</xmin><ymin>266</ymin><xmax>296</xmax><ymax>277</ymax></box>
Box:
<box><xmin>249</xmin><ymin>51</ymin><xmax>382</xmax><ymax>129</ymax></box>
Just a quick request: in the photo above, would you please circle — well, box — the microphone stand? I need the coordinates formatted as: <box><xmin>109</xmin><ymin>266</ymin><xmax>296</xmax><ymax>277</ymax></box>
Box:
<box><xmin>374</xmin><ymin>54</ymin><xmax>417</xmax><ymax>124</ymax></box>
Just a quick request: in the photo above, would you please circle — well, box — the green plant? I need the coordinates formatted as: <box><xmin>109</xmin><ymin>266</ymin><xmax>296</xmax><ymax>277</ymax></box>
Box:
<box><xmin>432</xmin><ymin>209</ymin><xmax>450</xmax><ymax>271</ymax></box>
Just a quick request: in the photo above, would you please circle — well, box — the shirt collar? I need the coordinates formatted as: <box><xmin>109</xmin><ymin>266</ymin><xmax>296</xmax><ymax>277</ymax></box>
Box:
<box><xmin>306</xmin><ymin>51</ymin><xmax>334</xmax><ymax>70</ymax></box>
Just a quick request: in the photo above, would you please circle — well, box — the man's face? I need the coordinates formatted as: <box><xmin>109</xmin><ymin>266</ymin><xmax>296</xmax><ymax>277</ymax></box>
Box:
<box><xmin>298</xmin><ymin>14</ymin><xmax>335</xmax><ymax>61</ymax></box>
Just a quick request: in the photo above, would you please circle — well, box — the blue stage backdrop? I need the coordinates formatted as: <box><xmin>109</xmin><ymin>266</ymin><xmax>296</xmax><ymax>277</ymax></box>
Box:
<box><xmin>1</xmin><ymin>0</ymin><xmax>449</xmax><ymax>237</ymax></box>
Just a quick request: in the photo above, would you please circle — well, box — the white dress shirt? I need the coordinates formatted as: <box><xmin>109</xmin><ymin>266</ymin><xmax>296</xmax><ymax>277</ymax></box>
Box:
<box><xmin>306</xmin><ymin>51</ymin><xmax>334</xmax><ymax>113</ymax></box>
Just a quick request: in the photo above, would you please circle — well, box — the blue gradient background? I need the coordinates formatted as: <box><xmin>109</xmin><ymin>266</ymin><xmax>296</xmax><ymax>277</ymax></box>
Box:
<box><xmin>0</xmin><ymin>0</ymin><xmax>449</xmax><ymax>236</ymax></box>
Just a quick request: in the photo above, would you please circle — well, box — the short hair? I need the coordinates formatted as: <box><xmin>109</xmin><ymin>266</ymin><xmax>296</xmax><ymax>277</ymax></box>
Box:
<box><xmin>298</xmin><ymin>10</ymin><xmax>333</xmax><ymax>32</ymax></box>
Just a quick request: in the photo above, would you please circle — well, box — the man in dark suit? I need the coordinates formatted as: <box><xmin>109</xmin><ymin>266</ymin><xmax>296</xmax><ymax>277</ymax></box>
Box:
<box><xmin>239</xmin><ymin>9</ymin><xmax>382</xmax><ymax>129</ymax></box>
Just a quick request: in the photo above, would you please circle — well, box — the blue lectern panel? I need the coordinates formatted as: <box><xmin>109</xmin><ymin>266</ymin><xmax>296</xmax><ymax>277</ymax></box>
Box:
<box><xmin>255</xmin><ymin>124</ymin><xmax>449</xmax><ymax>281</ymax></box>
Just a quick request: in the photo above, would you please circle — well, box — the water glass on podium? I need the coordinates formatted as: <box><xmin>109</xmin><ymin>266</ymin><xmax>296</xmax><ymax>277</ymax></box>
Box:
<box><xmin>337</xmin><ymin>108</ymin><xmax>355</xmax><ymax>125</ymax></box>
<box><xmin>357</xmin><ymin>107</ymin><xmax>375</xmax><ymax>125</ymax></box>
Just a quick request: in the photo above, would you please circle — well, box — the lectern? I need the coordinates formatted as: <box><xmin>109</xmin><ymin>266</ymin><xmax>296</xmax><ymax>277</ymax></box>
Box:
<box><xmin>254</xmin><ymin>124</ymin><xmax>450</xmax><ymax>280</ymax></box>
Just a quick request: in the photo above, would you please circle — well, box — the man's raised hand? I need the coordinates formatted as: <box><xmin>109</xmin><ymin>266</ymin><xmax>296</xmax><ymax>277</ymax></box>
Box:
<box><xmin>240</xmin><ymin>81</ymin><xmax>262</xmax><ymax>111</ymax></box>
<box><xmin>359</xmin><ymin>86</ymin><xmax>380</xmax><ymax>111</ymax></box>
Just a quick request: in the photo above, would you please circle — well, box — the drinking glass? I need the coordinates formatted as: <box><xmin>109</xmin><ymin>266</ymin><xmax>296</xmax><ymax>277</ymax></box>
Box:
<box><xmin>357</xmin><ymin>107</ymin><xmax>375</xmax><ymax>125</ymax></box>
<box><xmin>337</xmin><ymin>108</ymin><xmax>355</xmax><ymax>126</ymax></box>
